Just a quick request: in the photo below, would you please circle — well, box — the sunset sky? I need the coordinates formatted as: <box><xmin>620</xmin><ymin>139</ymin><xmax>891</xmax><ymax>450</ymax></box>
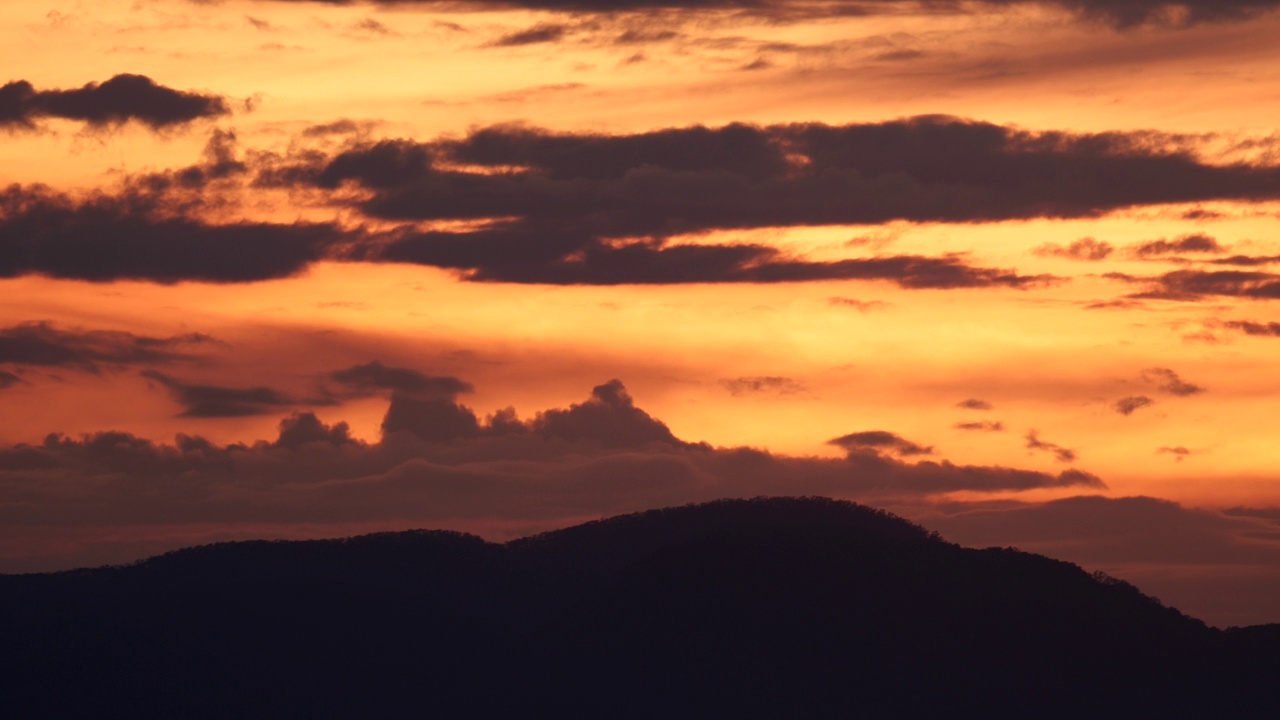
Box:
<box><xmin>4</xmin><ymin>0</ymin><xmax>1280</xmax><ymax>626</ymax></box>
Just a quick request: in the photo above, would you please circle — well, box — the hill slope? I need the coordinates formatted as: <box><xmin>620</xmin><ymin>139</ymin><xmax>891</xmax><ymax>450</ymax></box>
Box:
<box><xmin>2</xmin><ymin>497</ymin><xmax>1276</xmax><ymax>719</ymax></box>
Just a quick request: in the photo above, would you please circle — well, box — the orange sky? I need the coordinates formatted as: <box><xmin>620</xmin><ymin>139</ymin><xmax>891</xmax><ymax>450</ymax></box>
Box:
<box><xmin>3</xmin><ymin>0</ymin><xmax>1280</xmax><ymax>626</ymax></box>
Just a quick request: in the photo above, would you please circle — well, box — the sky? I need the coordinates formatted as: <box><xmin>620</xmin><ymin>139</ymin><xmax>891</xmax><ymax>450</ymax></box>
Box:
<box><xmin>3</xmin><ymin>0</ymin><xmax>1280</xmax><ymax>627</ymax></box>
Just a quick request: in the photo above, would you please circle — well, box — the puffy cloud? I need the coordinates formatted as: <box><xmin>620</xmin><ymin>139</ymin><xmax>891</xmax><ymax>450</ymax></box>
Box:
<box><xmin>1033</xmin><ymin>237</ymin><xmax>1114</xmax><ymax>261</ymax></box>
<box><xmin>956</xmin><ymin>398</ymin><xmax>994</xmax><ymax>410</ymax></box>
<box><xmin>0</xmin><ymin>379</ymin><xmax>1103</xmax><ymax>572</ymax></box>
<box><xmin>1129</xmin><ymin>233</ymin><xmax>1226</xmax><ymax>259</ymax></box>
<box><xmin>1114</xmin><ymin>395</ymin><xmax>1155</xmax><ymax>415</ymax></box>
<box><xmin>0</xmin><ymin>74</ymin><xmax>228</xmax><ymax>131</ymax></box>
<box><xmin>1142</xmin><ymin>367</ymin><xmax>1204</xmax><ymax>396</ymax></box>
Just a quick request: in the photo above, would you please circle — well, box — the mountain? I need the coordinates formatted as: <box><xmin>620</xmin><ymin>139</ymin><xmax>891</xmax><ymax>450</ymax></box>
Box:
<box><xmin>2</xmin><ymin>497</ymin><xmax>1276</xmax><ymax>719</ymax></box>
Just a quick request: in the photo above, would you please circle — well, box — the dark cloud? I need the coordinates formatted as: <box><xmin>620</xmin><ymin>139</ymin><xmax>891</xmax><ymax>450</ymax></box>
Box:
<box><xmin>0</xmin><ymin>370</ymin><xmax>20</xmax><ymax>389</ymax></box>
<box><xmin>720</xmin><ymin>376</ymin><xmax>806</xmax><ymax>396</ymax></box>
<box><xmin>1130</xmin><ymin>233</ymin><xmax>1226</xmax><ymax>258</ymax></box>
<box><xmin>328</xmin><ymin>361</ymin><xmax>473</xmax><ymax>399</ymax></box>
<box><xmin>0</xmin><ymin>379</ymin><xmax>1104</xmax><ymax>572</ymax></box>
<box><xmin>381</xmin><ymin>392</ymin><xmax>483</xmax><ymax>442</ymax></box>
<box><xmin>1033</xmin><ymin>237</ymin><xmax>1114</xmax><ymax>261</ymax></box>
<box><xmin>1025</xmin><ymin>430</ymin><xmax>1076</xmax><ymax>462</ymax></box>
<box><xmin>954</xmin><ymin>421</ymin><xmax>1004</xmax><ymax>432</ymax></box>
<box><xmin>530</xmin><ymin>379</ymin><xmax>691</xmax><ymax>449</ymax></box>
<box><xmin>1222</xmin><ymin>320</ymin><xmax>1280</xmax><ymax>336</ymax></box>
<box><xmin>1114</xmin><ymin>395</ymin><xmax>1155</xmax><ymax>416</ymax></box>
<box><xmin>0</xmin><ymin>321</ymin><xmax>213</xmax><ymax>374</ymax></box>
<box><xmin>1121</xmin><ymin>268</ymin><xmax>1280</xmax><ymax>301</ymax></box>
<box><xmin>141</xmin><ymin>370</ymin><xmax>299</xmax><ymax>418</ymax></box>
<box><xmin>1157</xmin><ymin>446</ymin><xmax>1193</xmax><ymax>461</ymax></box>
<box><xmin>0</xmin><ymin>185</ymin><xmax>351</xmax><ymax>284</ymax></box>
<box><xmin>253</xmin><ymin>116</ymin><xmax>1280</xmax><ymax>284</ymax></box>
<box><xmin>1208</xmin><ymin>255</ymin><xmax>1280</xmax><ymax>267</ymax></box>
<box><xmin>0</xmin><ymin>74</ymin><xmax>228</xmax><ymax>131</ymax></box>
<box><xmin>956</xmin><ymin>398</ymin><xmax>994</xmax><ymax>410</ymax></box>
<box><xmin>489</xmin><ymin>23</ymin><xmax>570</xmax><ymax>47</ymax></box>
<box><xmin>1142</xmin><ymin>367</ymin><xmax>1204</xmax><ymax>396</ymax></box>
<box><xmin>228</xmin><ymin>1</ymin><xmax>1280</xmax><ymax>30</ymax></box>
<box><xmin>829</xmin><ymin>430</ymin><xmax>934</xmax><ymax>457</ymax></box>
<box><xmin>275</xmin><ymin>412</ymin><xmax>359</xmax><ymax>450</ymax></box>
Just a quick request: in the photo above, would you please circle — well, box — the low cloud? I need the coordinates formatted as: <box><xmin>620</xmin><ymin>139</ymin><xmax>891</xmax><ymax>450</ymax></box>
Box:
<box><xmin>1142</xmin><ymin>367</ymin><xmax>1205</xmax><ymax>396</ymax></box>
<box><xmin>0</xmin><ymin>74</ymin><xmax>228</xmax><ymax>131</ymax></box>
<box><xmin>1114</xmin><ymin>395</ymin><xmax>1155</xmax><ymax>416</ymax></box>
<box><xmin>0</xmin><ymin>321</ymin><xmax>213</xmax><ymax>375</ymax></box>
<box><xmin>954</xmin><ymin>421</ymin><xmax>1004</xmax><ymax>432</ymax></box>
<box><xmin>1129</xmin><ymin>233</ymin><xmax>1226</xmax><ymax>259</ymax></box>
<box><xmin>141</xmin><ymin>370</ymin><xmax>300</xmax><ymax>418</ymax></box>
<box><xmin>720</xmin><ymin>376</ymin><xmax>806</xmax><ymax>396</ymax></box>
<box><xmin>1025</xmin><ymin>430</ymin><xmax>1077</xmax><ymax>462</ymax></box>
<box><xmin>828</xmin><ymin>430</ymin><xmax>934</xmax><ymax>457</ymax></box>
<box><xmin>0</xmin><ymin>378</ymin><xmax>1103</xmax><ymax>572</ymax></box>
<box><xmin>488</xmin><ymin>23</ymin><xmax>570</xmax><ymax>47</ymax></box>
<box><xmin>1033</xmin><ymin>237</ymin><xmax>1114</xmax><ymax>261</ymax></box>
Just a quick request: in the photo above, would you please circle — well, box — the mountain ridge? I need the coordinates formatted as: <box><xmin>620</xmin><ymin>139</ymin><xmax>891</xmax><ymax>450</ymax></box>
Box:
<box><xmin>3</xmin><ymin>496</ymin><xmax>1276</xmax><ymax>719</ymax></box>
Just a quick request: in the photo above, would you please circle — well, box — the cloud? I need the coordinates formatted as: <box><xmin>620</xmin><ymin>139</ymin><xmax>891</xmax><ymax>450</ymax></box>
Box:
<box><xmin>827</xmin><ymin>297</ymin><xmax>889</xmax><ymax>311</ymax></box>
<box><xmin>1124</xmin><ymin>269</ymin><xmax>1280</xmax><ymax>301</ymax></box>
<box><xmin>0</xmin><ymin>74</ymin><xmax>228</xmax><ymax>131</ymax></box>
<box><xmin>141</xmin><ymin>370</ymin><xmax>300</xmax><ymax>418</ymax></box>
<box><xmin>1221</xmin><ymin>320</ymin><xmax>1280</xmax><ymax>336</ymax></box>
<box><xmin>488</xmin><ymin>23</ymin><xmax>570</xmax><ymax>47</ymax></box>
<box><xmin>720</xmin><ymin>376</ymin><xmax>806</xmax><ymax>396</ymax></box>
<box><xmin>224</xmin><ymin>1</ymin><xmax>1280</xmax><ymax>30</ymax></box>
<box><xmin>328</xmin><ymin>361</ymin><xmax>473</xmax><ymax>399</ymax></box>
<box><xmin>954</xmin><ymin>421</ymin><xmax>1004</xmax><ymax>432</ymax></box>
<box><xmin>1130</xmin><ymin>233</ymin><xmax>1226</xmax><ymax>258</ymax></box>
<box><xmin>956</xmin><ymin>398</ymin><xmax>994</xmax><ymax>410</ymax></box>
<box><xmin>275</xmin><ymin>411</ymin><xmax>359</xmax><ymax>450</ymax></box>
<box><xmin>1114</xmin><ymin>395</ymin><xmax>1155</xmax><ymax>415</ymax></box>
<box><xmin>0</xmin><ymin>321</ymin><xmax>214</xmax><ymax>374</ymax></box>
<box><xmin>1157</xmin><ymin>446</ymin><xmax>1193</xmax><ymax>461</ymax></box>
<box><xmin>0</xmin><ymin>185</ymin><xmax>352</xmax><ymax>284</ymax></box>
<box><xmin>251</xmin><ymin>117</ymin><xmax>1280</xmax><ymax>284</ymax></box>
<box><xmin>828</xmin><ymin>430</ymin><xmax>934</xmax><ymax>457</ymax></box>
<box><xmin>1033</xmin><ymin>237</ymin><xmax>1114</xmax><ymax>261</ymax></box>
<box><xmin>1142</xmin><ymin>367</ymin><xmax>1205</xmax><ymax>396</ymax></box>
<box><xmin>0</xmin><ymin>379</ymin><xmax>1104</xmax><ymax>572</ymax></box>
<box><xmin>0</xmin><ymin>370</ymin><xmax>20</xmax><ymax>389</ymax></box>
<box><xmin>1025</xmin><ymin>430</ymin><xmax>1077</xmax><ymax>462</ymax></box>
<box><xmin>1208</xmin><ymin>255</ymin><xmax>1280</xmax><ymax>267</ymax></box>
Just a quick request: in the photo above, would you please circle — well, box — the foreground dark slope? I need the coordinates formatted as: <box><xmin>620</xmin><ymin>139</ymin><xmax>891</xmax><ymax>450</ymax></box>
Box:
<box><xmin>3</xmin><ymin>497</ymin><xmax>1277</xmax><ymax>719</ymax></box>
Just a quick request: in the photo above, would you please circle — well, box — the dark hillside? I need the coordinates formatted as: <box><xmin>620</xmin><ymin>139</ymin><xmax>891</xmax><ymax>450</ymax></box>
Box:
<box><xmin>2</xmin><ymin>497</ymin><xmax>1276</xmax><ymax>719</ymax></box>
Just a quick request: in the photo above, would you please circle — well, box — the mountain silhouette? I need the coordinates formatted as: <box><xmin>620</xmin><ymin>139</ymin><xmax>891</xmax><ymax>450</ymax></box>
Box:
<box><xmin>3</xmin><ymin>497</ymin><xmax>1277</xmax><ymax>719</ymax></box>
